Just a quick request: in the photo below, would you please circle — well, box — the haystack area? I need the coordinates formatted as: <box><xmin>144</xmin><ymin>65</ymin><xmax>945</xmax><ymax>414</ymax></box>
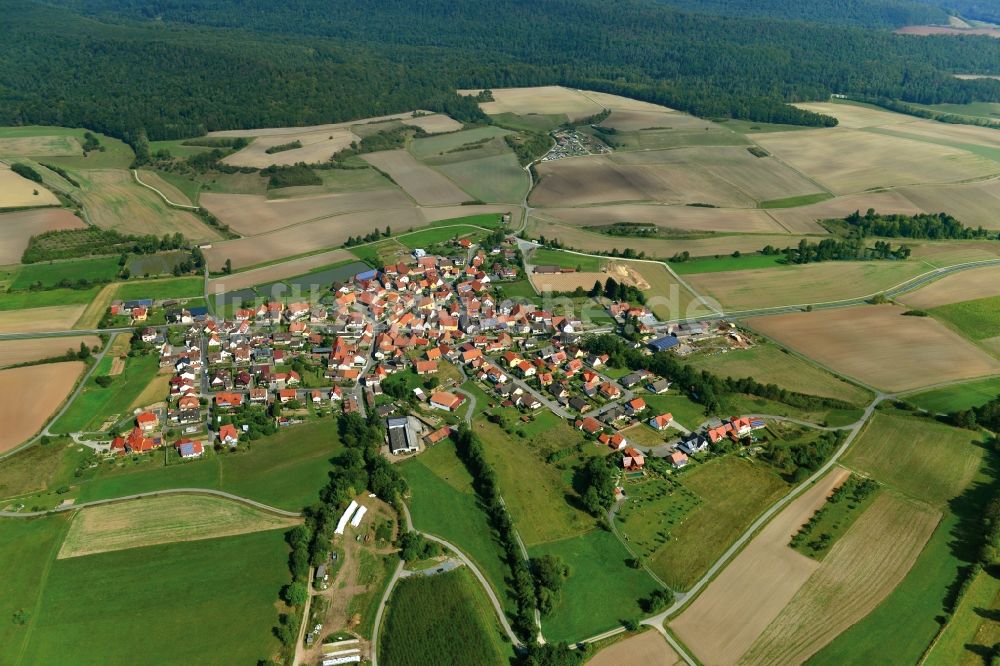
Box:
<box><xmin>748</xmin><ymin>305</ymin><xmax>1000</xmax><ymax>391</ymax></box>
<box><xmin>0</xmin><ymin>361</ymin><xmax>85</xmax><ymax>452</ymax></box>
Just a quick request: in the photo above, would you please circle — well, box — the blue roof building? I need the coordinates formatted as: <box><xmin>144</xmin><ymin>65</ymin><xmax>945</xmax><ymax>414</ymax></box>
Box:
<box><xmin>355</xmin><ymin>269</ymin><xmax>378</xmax><ymax>281</ymax></box>
<box><xmin>648</xmin><ymin>335</ymin><xmax>679</xmax><ymax>352</ymax></box>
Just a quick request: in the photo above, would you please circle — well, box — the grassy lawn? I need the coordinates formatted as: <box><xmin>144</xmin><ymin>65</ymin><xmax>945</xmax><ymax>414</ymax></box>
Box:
<box><xmin>931</xmin><ymin>295</ymin><xmax>1000</xmax><ymax>342</ymax></box>
<box><xmin>410</xmin><ymin>127</ymin><xmax>511</xmax><ymax>159</ymax></box>
<box><xmin>472</xmin><ymin>415</ymin><xmax>595</xmax><ymax>547</ymax></box>
<box><xmin>760</xmin><ymin>193</ymin><xmax>834</xmax><ymax>209</ymax></box>
<box><xmin>399</xmin><ymin>439</ymin><xmax>516</xmax><ymax>614</ymax></box>
<box><xmin>345</xmin><ymin>549</ymin><xmax>397</xmax><ymax>639</ymax></box>
<box><xmin>720</xmin><ymin>392</ymin><xmax>864</xmax><ymax>428</ymax></box>
<box><xmin>0</xmin><ymin>438</ymin><xmax>93</xmax><ymax>502</ymax></box>
<box><xmin>648</xmin><ymin>456</ymin><xmax>790</xmax><ymax>590</ymax></box>
<box><xmin>496</xmin><ymin>279</ymin><xmax>537</xmax><ymax>300</ymax></box>
<box><xmin>531</xmin><ymin>530</ymin><xmax>661</xmax><ymax>642</ymax></box>
<box><xmin>428</xmin><ymin>213</ymin><xmax>505</xmax><ymax>230</ymax></box>
<box><xmin>116</xmin><ymin>276</ymin><xmax>204</xmax><ymax>301</ymax></box>
<box><xmin>398</xmin><ymin>226</ymin><xmax>486</xmax><ymax>249</ymax></box>
<box><xmin>904</xmin><ymin>376</ymin><xmax>1000</xmax><ymax>414</ymax></box>
<box><xmin>0</xmin><ymin>285</ymin><xmax>100</xmax><ymax>310</ymax></box>
<box><xmin>616</xmin><ymin>478</ymin><xmax>702</xmax><ymax>564</ymax></box>
<box><xmin>685</xmin><ymin>343</ymin><xmax>873</xmax><ymax>405</ymax></box>
<box><xmin>530</xmin><ymin>247</ymin><xmax>603</xmax><ymax>272</ymax></box>
<box><xmin>435</xmin><ymin>153</ymin><xmax>528</xmax><ymax>203</ymax></box>
<box><xmin>379</xmin><ymin>568</ymin><xmax>515</xmax><ymax>666</ymax></box>
<box><xmin>72</xmin><ymin>419</ymin><xmax>343</xmax><ymax>511</ymax></box>
<box><xmin>490</xmin><ymin>112</ymin><xmax>567</xmax><ymax>133</ymax></box>
<box><xmin>843</xmin><ymin>410</ymin><xmax>984</xmax><ymax>509</ymax></box>
<box><xmin>670</xmin><ymin>253</ymin><xmax>787</xmax><ymax>275</ymax></box>
<box><xmin>349</xmin><ymin>238</ymin><xmax>405</xmax><ymax>267</ymax></box>
<box><xmin>642</xmin><ymin>393</ymin><xmax>708</xmax><ymax>430</ymax></box>
<box><xmin>0</xmin><ymin>515</ymin><xmax>71</xmax><ymax>664</ymax></box>
<box><xmin>0</xmin><ymin>126</ymin><xmax>133</xmax><ymax>169</ymax></box>
<box><xmin>11</xmin><ymin>257</ymin><xmax>120</xmax><ymax>290</ymax></box>
<box><xmin>924</xmin><ymin>568</ymin><xmax>1000</xmax><ymax>666</ymax></box>
<box><xmin>51</xmin><ymin>353</ymin><xmax>159</xmax><ymax>434</ymax></box>
<box><xmin>18</xmin><ymin>528</ymin><xmax>289</xmax><ymax>665</ymax></box>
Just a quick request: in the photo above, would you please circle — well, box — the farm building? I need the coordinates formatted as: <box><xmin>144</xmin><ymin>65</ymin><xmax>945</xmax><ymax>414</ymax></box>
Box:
<box><xmin>648</xmin><ymin>336</ymin><xmax>680</xmax><ymax>352</ymax></box>
<box><xmin>429</xmin><ymin>391</ymin><xmax>464</xmax><ymax>411</ymax></box>
<box><xmin>386</xmin><ymin>416</ymin><xmax>422</xmax><ymax>455</ymax></box>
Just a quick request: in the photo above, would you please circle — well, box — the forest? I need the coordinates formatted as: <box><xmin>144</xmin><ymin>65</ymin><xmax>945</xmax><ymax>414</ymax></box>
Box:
<box><xmin>3</xmin><ymin>0</ymin><xmax>1000</xmax><ymax>153</ymax></box>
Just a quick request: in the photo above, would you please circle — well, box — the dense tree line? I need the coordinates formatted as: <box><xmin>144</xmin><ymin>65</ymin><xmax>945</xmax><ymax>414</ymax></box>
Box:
<box><xmin>842</xmin><ymin>209</ymin><xmax>992</xmax><ymax>239</ymax></box>
<box><xmin>22</xmin><ymin>228</ymin><xmax>190</xmax><ymax>263</ymax></box>
<box><xmin>760</xmin><ymin>431</ymin><xmax>842</xmax><ymax>481</ymax></box>
<box><xmin>948</xmin><ymin>396</ymin><xmax>1000</xmax><ymax>432</ymax></box>
<box><xmin>451</xmin><ymin>425</ymin><xmax>538</xmax><ymax>641</ymax></box>
<box><xmin>6</xmin><ymin>0</ymin><xmax>1000</xmax><ymax>155</ymax></box>
<box><xmin>581</xmin><ymin>334</ymin><xmax>855</xmax><ymax>416</ymax></box>
<box><xmin>778</xmin><ymin>237</ymin><xmax>912</xmax><ymax>264</ymax></box>
<box><xmin>651</xmin><ymin>0</ymin><xmax>947</xmax><ymax>28</ymax></box>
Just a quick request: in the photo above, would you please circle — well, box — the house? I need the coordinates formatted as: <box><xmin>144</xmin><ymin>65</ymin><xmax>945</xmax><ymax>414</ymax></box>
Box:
<box><xmin>622</xmin><ymin>447</ymin><xmax>645</xmax><ymax>471</ymax></box>
<box><xmin>575</xmin><ymin>417</ymin><xmax>603</xmax><ymax>435</ymax></box>
<box><xmin>215</xmin><ymin>392</ymin><xmax>243</xmax><ymax>409</ymax></box>
<box><xmin>649</xmin><ymin>413</ymin><xmax>673</xmax><ymax>431</ymax></box>
<box><xmin>278</xmin><ymin>388</ymin><xmax>297</xmax><ymax>403</ymax></box>
<box><xmin>625</xmin><ymin>397</ymin><xmax>647</xmax><ymax>414</ymax></box>
<box><xmin>136</xmin><ymin>411</ymin><xmax>158</xmax><ymax>432</ymax></box>
<box><xmin>648</xmin><ymin>335</ymin><xmax>680</xmax><ymax>352</ymax></box>
<box><xmin>218</xmin><ymin>423</ymin><xmax>239</xmax><ymax>446</ymax></box>
<box><xmin>414</xmin><ymin>360</ymin><xmax>438</xmax><ymax>375</ymax></box>
<box><xmin>429</xmin><ymin>391</ymin><xmax>464</xmax><ymax>412</ymax></box>
<box><xmin>386</xmin><ymin>416</ymin><xmax>422</xmax><ymax>455</ymax></box>
<box><xmin>678</xmin><ymin>434</ymin><xmax>709</xmax><ymax>455</ymax></box>
<box><xmin>568</xmin><ymin>396</ymin><xmax>591</xmax><ymax>413</ymax></box>
<box><xmin>176</xmin><ymin>439</ymin><xmax>204</xmax><ymax>459</ymax></box>
<box><xmin>647</xmin><ymin>379</ymin><xmax>671</xmax><ymax>394</ymax></box>
<box><xmin>178</xmin><ymin>395</ymin><xmax>200</xmax><ymax>411</ymax></box>
<box><xmin>668</xmin><ymin>451</ymin><xmax>688</xmax><ymax>468</ymax></box>
<box><xmin>598</xmin><ymin>432</ymin><xmax>627</xmax><ymax>450</ymax></box>
<box><xmin>619</xmin><ymin>371</ymin><xmax>649</xmax><ymax>388</ymax></box>
<box><xmin>598</xmin><ymin>383</ymin><xmax>621</xmax><ymax>399</ymax></box>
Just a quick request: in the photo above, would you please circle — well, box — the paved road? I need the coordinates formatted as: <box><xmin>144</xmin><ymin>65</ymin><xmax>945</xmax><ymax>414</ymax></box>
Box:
<box><xmin>370</xmin><ymin>559</ymin><xmax>405</xmax><ymax>666</ymax></box>
<box><xmin>398</xmin><ymin>557</ymin><xmax>462</xmax><ymax>578</ymax></box>
<box><xmin>0</xmin><ymin>487</ymin><xmax>303</xmax><ymax>518</ymax></box>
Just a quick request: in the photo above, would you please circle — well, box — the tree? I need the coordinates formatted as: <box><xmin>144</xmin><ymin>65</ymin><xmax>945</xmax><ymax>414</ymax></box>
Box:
<box><xmin>282</xmin><ymin>581</ymin><xmax>309</xmax><ymax>606</ymax></box>
<box><xmin>224</xmin><ymin>258</ymin><xmax>233</xmax><ymax>274</ymax></box>
<box><xmin>94</xmin><ymin>375</ymin><xmax>114</xmax><ymax>388</ymax></box>
<box><xmin>588</xmin><ymin>280</ymin><xmax>602</xmax><ymax>298</ymax></box>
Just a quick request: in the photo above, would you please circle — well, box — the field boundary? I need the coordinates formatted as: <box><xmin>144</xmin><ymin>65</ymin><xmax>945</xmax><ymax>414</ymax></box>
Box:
<box><xmin>131</xmin><ymin>169</ymin><xmax>200</xmax><ymax>210</ymax></box>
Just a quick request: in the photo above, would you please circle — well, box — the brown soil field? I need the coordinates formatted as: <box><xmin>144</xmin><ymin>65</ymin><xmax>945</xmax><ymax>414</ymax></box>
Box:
<box><xmin>742</xmin><ymin>494</ymin><xmax>940</xmax><ymax>665</ymax></box>
<box><xmin>529</xmin><ymin>271</ymin><xmax>607</xmax><ymax>293</ymax></box>
<box><xmin>222</xmin><ymin>128</ymin><xmax>359</xmax><ymax>168</ymax></box>
<box><xmin>136</xmin><ymin>169</ymin><xmax>193</xmax><ymax>206</ymax></box>
<box><xmin>526</xmin><ymin>217</ymin><xmax>808</xmax><ymax>258</ymax></box>
<box><xmin>0</xmin><ymin>361</ymin><xmax>85</xmax><ymax>452</ymax></box>
<box><xmin>0</xmin><ymin>208</ymin><xmax>87</xmax><ymax>264</ymax></box>
<box><xmin>538</xmin><ymin>204</ymin><xmax>789</xmax><ymax>234</ymax></box>
<box><xmin>531</xmin><ymin>156</ymin><xmax>755</xmax><ymax>208</ymax></box>
<box><xmin>586</xmin><ymin>631</ymin><xmax>683</xmax><ymax>666</ymax></box>
<box><xmin>0</xmin><ymin>304</ymin><xmax>87</xmax><ymax>333</ymax></box>
<box><xmin>201</xmin><ymin>189</ymin><xmax>412</xmax><ymax>236</ymax></box>
<box><xmin>896</xmin><ymin>25</ymin><xmax>1000</xmax><ymax>37</ymax></box>
<box><xmin>108</xmin><ymin>356</ymin><xmax>125</xmax><ymax>376</ymax></box>
<box><xmin>748</xmin><ymin>305</ymin><xmax>1000</xmax><ymax>391</ymax></box>
<box><xmin>463</xmin><ymin>86</ymin><xmax>604</xmax><ymax>120</ymax></box>
<box><xmin>899</xmin><ymin>264</ymin><xmax>1000</xmax><ymax>308</ymax></box>
<box><xmin>577</xmin><ymin>90</ymin><xmax>677</xmax><ymax>112</ymax></box>
<box><xmin>204</xmin><ymin>207</ymin><xmax>427</xmax><ymax>270</ymax></box>
<box><xmin>753</xmin><ymin>128</ymin><xmax>1000</xmax><ymax>195</ymax></box>
<box><xmin>907</xmin><ymin>240</ymin><xmax>1000</xmax><ymax>267</ymax></box>
<box><xmin>0</xmin><ymin>135</ymin><xmax>82</xmax><ymax>157</ymax></box>
<box><xmin>602</xmin><ymin>108</ymin><xmax>714</xmax><ymax>132</ymax></box>
<box><xmin>0</xmin><ymin>336</ymin><xmax>99</xmax><ymax>368</ymax></box>
<box><xmin>58</xmin><ymin>494</ymin><xmax>300</xmax><ymax>559</ymax></box>
<box><xmin>206</xmin><ymin>112</ymin><xmax>421</xmax><ymax>138</ymax></box>
<box><xmin>78</xmin><ymin>169</ymin><xmax>219</xmax><ymax>241</ymax></box>
<box><xmin>794</xmin><ymin>102</ymin><xmax>916</xmax><ymax>129</ymax></box>
<box><xmin>206</xmin><ymin>248</ymin><xmax>355</xmax><ymax>293</ymax></box>
<box><xmin>405</xmin><ymin>114</ymin><xmax>463</xmax><ymax>134</ymax></box>
<box><xmin>0</xmin><ymin>166</ymin><xmax>60</xmax><ymax>208</ymax></box>
<box><xmin>671</xmin><ymin>468</ymin><xmax>849</xmax><ymax>666</ymax></box>
<box><xmin>766</xmin><ymin>190</ymin><xmax>924</xmax><ymax>234</ymax></box>
<box><xmin>361</xmin><ymin>150</ymin><xmax>471</xmax><ymax>205</ymax></box>
<box><xmin>897</xmin><ymin>179</ymin><xmax>1000</xmax><ymax>230</ymax></box>
<box><xmin>612</xmin><ymin>147</ymin><xmax>825</xmax><ymax>204</ymax></box>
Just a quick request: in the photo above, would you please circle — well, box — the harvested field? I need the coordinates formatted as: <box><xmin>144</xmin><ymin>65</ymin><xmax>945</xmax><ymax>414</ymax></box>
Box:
<box><xmin>794</xmin><ymin>102</ymin><xmax>915</xmax><ymax>129</ymax></box>
<box><xmin>221</xmin><ymin>129</ymin><xmax>358</xmax><ymax>168</ymax></box>
<box><xmin>529</xmin><ymin>270</ymin><xmax>609</xmax><ymax>293</ymax></box>
<box><xmin>206</xmin><ymin>112</ymin><xmax>420</xmax><ymax>138</ymax></box>
<box><xmin>0</xmin><ymin>135</ymin><xmax>81</xmax><ymax>157</ymax></box>
<box><xmin>526</xmin><ymin>217</ymin><xmax>807</xmax><ymax>258</ymax></box>
<box><xmin>748</xmin><ymin>305</ymin><xmax>1000</xmax><ymax>391</ymax></box>
<box><xmin>206</xmin><ymin>248</ymin><xmax>355</xmax><ymax>293</ymax></box>
<box><xmin>586</xmin><ymin>630</ymin><xmax>683</xmax><ymax>666</ymax></box>
<box><xmin>128</xmin><ymin>372</ymin><xmax>171</xmax><ymax>411</ymax></box>
<box><xmin>688</xmin><ymin>261</ymin><xmax>928</xmax><ymax>310</ymax></box>
<box><xmin>362</xmin><ymin>150</ymin><xmax>471</xmax><ymax>205</ymax></box>
<box><xmin>0</xmin><ymin>165</ymin><xmax>60</xmax><ymax>208</ymax></box>
<box><xmin>405</xmin><ymin>114</ymin><xmax>463</xmax><ymax>134</ymax></box>
<box><xmin>897</xmin><ymin>179</ymin><xmax>1000</xmax><ymax>230</ymax></box>
<box><xmin>899</xmin><ymin>264</ymin><xmax>1000</xmax><ymax>309</ymax></box>
<box><xmin>0</xmin><ymin>361</ymin><xmax>84</xmax><ymax>452</ymax></box>
<box><xmin>0</xmin><ymin>304</ymin><xmax>87</xmax><ymax>333</ymax></box>
<box><xmin>464</xmin><ymin>86</ymin><xmax>604</xmax><ymax>120</ymax></box>
<box><xmin>434</xmin><ymin>153</ymin><xmax>528</xmax><ymax>203</ymax></box>
<box><xmin>0</xmin><ymin>336</ymin><xmax>99</xmax><ymax>368</ymax></box>
<box><xmin>201</xmin><ymin>189</ymin><xmax>411</xmax><ymax>236</ymax></box>
<box><xmin>742</xmin><ymin>494</ymin><xmax>940</xmax><ymax>665</ymax></box>
<box><xmin>531</xmin><ymin>156</ymin><xmax>755</xmax><ymax>208</ymax></box>
<box><xmin>766</xmin><ymin>190</ymin><xmax>924</xmax><ymax>233</ymax></box>
<box><xmin>617</xmin><ymin>260</ymin><xmax>710</xmax><ymax>320</ymax></box>
<box><xmin>204</xmin><ymin>206</ymin><xmax>427</xmax><ymax>270</ymax></box>
<box><xmin>58</xmin><ymin>494</ymin><xmax>299</xmax><ymax>558</ymax></box>
<box><xmin>0</xmin><ymin>208</ymin><xmax>86</xmax><ymax>264</ymax></box>
<box><xmin>602</xmin><ymin>108</ymin><xmax>713</xmax><ymax>132</ymax></box>
<box><xmin>612</xmin><ymin>147</ymin><xmax>825</xmax><ymax>204</ymax></box>
<box><xmin>76</xmin><ymin>169</ymin><xmax>219</xmax><ymax>241</ymax></box>
<box><xmin>753</xmin><ymin>128</ymin><xmax>1000</xmax><ymax>195</ymax></box>
<box><xmin>671</xmin><ymin>467</ymin><xmax>849</xmax><ymax>666</ymax></box>
<box><xmin>136</xmin><ymin>169</ymin><xmax>193</xmax><ymax>206</ymax></box>
<box><xmin>74</xmin><ymin>282</ymin><xmax>118</xmax><ymax>330</ymax></box>
<box><xmin>577</xmin><ymin>90</ymin><xmax>676</xmax><ymax>112</ymax></box>
<box><xmin>539</xmin><ymin>205</ymin><xmax>789</xmax><ymax>234</ymax></box>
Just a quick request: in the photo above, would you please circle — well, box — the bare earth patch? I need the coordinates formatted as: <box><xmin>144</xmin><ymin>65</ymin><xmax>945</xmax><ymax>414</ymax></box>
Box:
<box><xmin>748</xmin><ymin>305</ymin><xmax>1000</xmax><ymax>392</ymax></box>
<box><xmin>671</xmin><ymin>467</ymin><xmax>848</xmax><ymax>666</ymax></box>
<box><xmin>0</xmin><ymin>361</ymin><xmax>85</xmax><ymax>452</ymax></box>
<box><xmin>0</xmin><ymin>336</ymin><xmax>99</xmax><ymax>368</ymax></box>
<box><xmin>900</xmin><ymin>264</ymin><xmax>1000</xmax><ymax>309</ymax></box>
<box><xmin>0</xmin><ymin>165</ymin><xmax>60</xmax><ymax>208</ymax></box>
<box><xmin>0</xmin><ymin>208</ymin><xmax>86</xmax><ymax>265</ymax></box>
<box><xmin>586</xmin><ymin>630</ymin><xmax>682</xmax><ymax>666</ymax></box>
<box><xmin>529</xmin><ymin>262</ymin><xmax>649</xmax><ymax>293</ymax></box>
<box><xmin>741</xmin><ymin>493</ymin><xmax>940</xmax><ymax>665</ymax></box>
<box><xmin>58</xmin><ymin>494</ymin><xmax>300</xmax><ymax>558</ymax></box>
<box><xmin>221</xmin><ymin>129</ymin><xmax>359</xmax><ymax>168</ymax></box>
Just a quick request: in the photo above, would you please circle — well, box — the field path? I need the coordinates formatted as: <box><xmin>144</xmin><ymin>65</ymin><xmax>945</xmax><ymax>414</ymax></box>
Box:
<box><xmin>131</xmin><ymin>169</ymin><xmax>200</xmax><ymax>210</ymax></box>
